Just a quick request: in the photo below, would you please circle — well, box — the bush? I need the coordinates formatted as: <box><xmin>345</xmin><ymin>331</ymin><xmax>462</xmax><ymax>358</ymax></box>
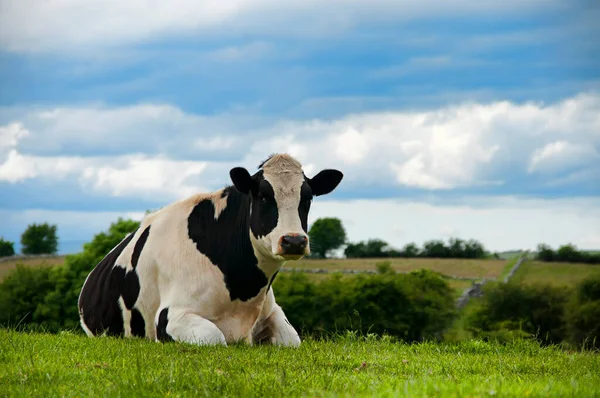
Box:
<box><xmin>566</xmin><ymin>274</ymin><xmax>600</xmax><ymax>349</ymax></box>
<box><xmin>0</xmin><ymin>265</ymin><xmax>54</xmax><ymax>329</ymax></box>
<box><xmin>0</xmin><ymin>237</ymin><xmax>15</xmax><ymax>257</ymax></box>
<box><xmin>274</xmin><ymin>269</ymin><xmax>457</xmax><ymax>342</ymax></box>
<box><xmin>20</xmin><ymin>223</ymin><xmax>59</xmax><ymax>255</ymax></box>
<box><xmin>0</xmin><ymin>218</ymin><xmax>140</xmax><ymax>332</ymax></box>
<box><xmin>466</xmin><ymin>282</ymin><xmax>570</xmax><ymax>345</ymax></box>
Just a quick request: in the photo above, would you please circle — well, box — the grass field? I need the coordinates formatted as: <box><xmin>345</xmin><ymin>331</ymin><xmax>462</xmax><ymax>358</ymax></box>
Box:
<box><xmin>1</xmin><ymin>329</ymin><xmax>598</xmax><ymax>397</ymax></box>
<box><xmin>511</xmin><ymin>260</ymin><xmax>600</xmax><ymax>287</ymax></box>
<box><xmin>290</xmin><ymin>258</ymin><xmax>508</xmax><ymax>279</ymax></box>
<box><xmin>0</xmin><ymin>256</ymin><xmax>65</xmax><ymax>280</ymax></box>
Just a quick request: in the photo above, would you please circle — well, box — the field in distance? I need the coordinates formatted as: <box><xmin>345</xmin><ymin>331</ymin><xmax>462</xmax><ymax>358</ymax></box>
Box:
<box><xmin>289</xmin><ymin>257</ymin><xmax>509</xmax><ymax>279</ymax></box>
<box><xmin>511</xmin><ymin>260</ymin><xmax>600</xmax><ymax>287</ymax></box>
<box><xmin>0</xmin><ymin>255</ymin><xmax>66</xmax><ymax>280</ymax></box>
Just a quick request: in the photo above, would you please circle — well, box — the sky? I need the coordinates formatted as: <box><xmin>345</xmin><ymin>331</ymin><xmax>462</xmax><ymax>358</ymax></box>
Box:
<box><xmin>0</xmin><ymin>0</ymin><xmax>599</xmax><ymax>254</ymax></box>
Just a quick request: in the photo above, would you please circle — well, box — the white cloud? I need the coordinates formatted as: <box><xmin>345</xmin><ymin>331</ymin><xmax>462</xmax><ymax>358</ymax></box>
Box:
<box><xmin>81</xmin><ymin>155</ymin><xmax>208</xmax><ymax>198</ymax></box>
<box><xmin>0</xmin><ymin>0</ymin><xmax>562</xmax><ymax>53</ymax></box>
<box><xmin>528</xmin><ymin>140</ymin><xmax>599</xmax><ymax>173</ymax></box>
<box><xmin>308</xmin><ymin>196</ymin><xmax>600</xmax><ymax>252</ymax></box>
<box><xmin>0</xmin><ymin>150</ymin><xmax>208</xmax><ymax>200</ymax></box>
<box><xmin>1</xmin><ymin>92</ymin><xmax>599</xmax><ymax>195</ymax></box>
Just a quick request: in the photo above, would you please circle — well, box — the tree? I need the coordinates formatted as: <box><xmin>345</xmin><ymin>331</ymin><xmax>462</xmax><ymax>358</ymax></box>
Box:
<box><xmin>463</xmin><ymin>239</ymin><xmax>485</xmax><ymax>259</ymax></box>
<box><xmin>422</xmin><ymin>240</ymin><xmax>449</xmax><ymax>258</ymax></box>
<box><xmin>20</xmin><ymin>223</ymin><xmax>58</xmax><ymax>255</ymax></box>
<box><xmin>308</xmin><ymin>217</ymin><xmax>347</xmax><ymax>258</ymax></box>
<box><xmin>401</xmin><ymin>242</ymin><xmax>420</xmax><ymax>258</ymax></box>
<box><xmin>344</xmin><ymin>239</ymin><xmax>391</xmax><ymax>258</ymax></box>
<box><xmin>536</xmin><ymin>243</ymin><xmax>555</xmax><ymax>262</ymax></box>
<box><xmin>0</xmin><ymin>238</ymin><xmax>15</xmax><ymax>257</ymax></box>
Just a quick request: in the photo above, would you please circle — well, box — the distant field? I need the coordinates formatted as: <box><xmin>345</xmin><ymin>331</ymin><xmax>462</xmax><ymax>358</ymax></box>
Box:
<box><xmin>511</xmin><ymin>261</ymin><xmax>600</xmax><ymax>287</ymax></box>
<box><xmin>0</xmin><ymin>256</ymin><xmax>66</xmax><ymax>280</ymax></box>
<box><xmin>290</xmin><ymin>257</ymin><xmax>508</xmax><ymax>279</ymax></box>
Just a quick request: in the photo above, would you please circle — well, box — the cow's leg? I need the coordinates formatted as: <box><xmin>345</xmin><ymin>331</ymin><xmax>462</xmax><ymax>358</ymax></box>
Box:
<box><xmin>155</xmin><ymin>307</ymin><xmax>227</xmax><ymax>346</ymax></box>
<box><xmin>253</xmin><ymin>289</ymin><xmax>301</xmax><ymax>347</ymax></box>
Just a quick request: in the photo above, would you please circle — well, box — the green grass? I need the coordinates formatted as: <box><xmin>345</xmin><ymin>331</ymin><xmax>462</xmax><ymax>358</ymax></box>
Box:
<box><xmin>511</xmin><ymin>261</ymin><xmax>600</xmax><ymax>287</ymax></box>
<box><xmin>1</xmin><ymin>329</ymin><xmax>598</xmax><ymax>397</ymax></box>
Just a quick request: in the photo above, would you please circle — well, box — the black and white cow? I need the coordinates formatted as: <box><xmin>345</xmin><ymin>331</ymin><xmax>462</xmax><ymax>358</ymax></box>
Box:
<box><xmin>78</xmin><ymin>154</ymin><xmax>343</xmax><ymax>346</ymax></box>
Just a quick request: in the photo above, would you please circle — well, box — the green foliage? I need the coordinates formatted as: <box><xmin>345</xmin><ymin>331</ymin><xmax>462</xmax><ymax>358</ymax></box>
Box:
<box><xmin>466</xmin><ymin>282</ymin><xmax>570</xmax><ymax>345</ymax></box>
<box><xmin>344</xmin><ymin>239</ymin><xmax>391</xmax><ymax>258</ymax></box>
<box><xmin>308</xmin><ymin>217</ymin><xmax>347</xmax><ymax>258</ymax></box>
<box><xmin>402</xmin><ymin>242</ymin><xmax>420</xmax><ymax>257</ymax></box>
<box><xmin>536</xmin><ymin>242</ymin><xmax>600</xmax><ymax>264</ymax></box>
<box><xmin>566</xmin><ymin>274</ymin><xmax>600</xmax><ymax>349</ymax></box>
<box><xmin>0</xmin><ymin>237</ymin><xmax>15</xmax><ymax>257</ymax></box>
<box><xmin>274</xmin><ymin>269</ymin><xmax>456</xmax><ymax>341</ymax></box>
<box><xmin>0</xmin><ymin>265</ymin><xmax>54</xmax><ymax>329</ymax></box>
<box><xmin>344</xmin><ymin>237</ymin><xmax>487</xmax><ymax>259</ymax></box>
<box><xmin>375</xmin><ymin>260</ymin><xmax>393</xmax><ymax>274</ymax></box>
<box><xmin>20</xmin><ymin>223</ymin><xmax>59</xmax><ymax>255</ymax></box>
<box><xmin>3</xmin><ymin>330</ymin><xmax>600</xmax><ymax>397</ymax></box>
<box><xmin>0</xmin><ymin>218</ymin><xmax>140</xmax><ymax>332</ymax></box>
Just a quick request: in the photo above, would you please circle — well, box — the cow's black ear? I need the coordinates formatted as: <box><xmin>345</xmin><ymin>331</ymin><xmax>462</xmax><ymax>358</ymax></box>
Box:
<box><xmin>230</xmin><ymin>167</ymin><xmax>255</xmax><ymax>194</ymax></box>
<box><xmin>308</xmin><ymin>169</ymin><xmax>343</xmax><ymax>196</ymax></box>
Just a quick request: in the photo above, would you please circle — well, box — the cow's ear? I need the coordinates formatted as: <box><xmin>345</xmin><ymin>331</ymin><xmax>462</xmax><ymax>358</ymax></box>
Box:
<box><xmin>230</xmin><ymin>167</ymin><xmax>255</xmax><ymax>194</ymax></box>
<box><xmin>308</xmin><ymin>169</ymin><xmax>343</xmax><ymax>196</ymax></box>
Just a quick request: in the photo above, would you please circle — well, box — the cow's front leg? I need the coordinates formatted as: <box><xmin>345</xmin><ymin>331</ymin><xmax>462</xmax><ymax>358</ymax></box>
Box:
<box><xmin>155</xmin><ymin>306</ymin><xmax>227</xmax><ymax>346</ymax></box>
<box><xmin>253</xmin><ymin>290</ymin><xmax>301</xmax><ymax>347</ymax></box>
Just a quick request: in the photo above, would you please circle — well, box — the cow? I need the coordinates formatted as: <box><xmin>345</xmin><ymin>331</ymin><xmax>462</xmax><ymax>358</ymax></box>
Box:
<box><xmin>77</xmin><ymin>153</ymin><xmax>343</xmax><ymax>346</ymax></box>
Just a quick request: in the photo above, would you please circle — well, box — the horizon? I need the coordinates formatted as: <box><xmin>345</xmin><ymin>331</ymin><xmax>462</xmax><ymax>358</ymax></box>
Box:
<box><xmin>1</xmin><ymin>1</ymin><xmax>599</xmax><ymax>254</ymax></box>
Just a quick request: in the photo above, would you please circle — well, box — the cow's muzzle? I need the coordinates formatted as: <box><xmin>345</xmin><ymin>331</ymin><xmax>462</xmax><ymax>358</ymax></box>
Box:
<box><xmin>279</xmin><ymin>234</ymin><xmax>308</xmax><ymax>256</ymax></box>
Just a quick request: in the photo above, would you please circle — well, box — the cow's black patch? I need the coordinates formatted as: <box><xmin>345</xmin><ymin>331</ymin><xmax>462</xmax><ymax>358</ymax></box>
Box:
<box><xmin>156</xmin><ymin>308</ymin><xmax>174</xmax><ymax>342</ymax></box>
<box><xmin>78</xmin><ymin>230</ymin><xmax>138</xmax><ymax>336</ymax></box>
<box><xmin>188</xmin><ymin>187</ymin><xmax>269</xmax><ymax>301</ymax></box>
<box><xmin>250</xmin><ymin>177</ymin><xmax>279</xmax><ymax>239</ymax></box>
<box><xmin>131</xmin><ymin>226</ymin><xmax>150</xmax><ymax>268</ymax></box>
<box><xmin>130</xmin><ymin>308</ymin><xmax>145</xmax><ymax>338</ymax></box>
<box><xmin>121</xmin><ymin>270</ymin><xmax>140</xmax><ymax>310</ymax></box>
<box><xmin>298</xmin><ymin>180</ymin><xmax>312</xmax><ymax>232</ymax></box>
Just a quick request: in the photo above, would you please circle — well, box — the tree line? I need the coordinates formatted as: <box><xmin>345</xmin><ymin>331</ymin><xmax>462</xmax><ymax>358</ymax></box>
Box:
<box><xmin>0</xmin><ymin>223</ymin><xmax>59</xmax><ymax>257</ymax></box>
<box><xmin>536</xmin><ymin>243</ymin><xmax>600</xmax><ymax>264</ymax></box>
<box><xmin>308</xmin><ymin>217</ymin><xmax>488</xmax><ymax>259</ymax></box>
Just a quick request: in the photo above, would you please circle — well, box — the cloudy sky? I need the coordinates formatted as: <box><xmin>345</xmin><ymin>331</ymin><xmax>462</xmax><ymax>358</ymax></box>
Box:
<box><xmin>1</xmin><ymin>0</ymin><xmax>599</xmax><ymax>254</ymax></box>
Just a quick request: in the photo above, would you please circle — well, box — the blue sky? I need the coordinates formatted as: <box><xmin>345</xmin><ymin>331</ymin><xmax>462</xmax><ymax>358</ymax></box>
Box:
<box><xmin>1</xmin><ymin>0</ymin><xmax>599</xmax><ymax>253</ymax></box>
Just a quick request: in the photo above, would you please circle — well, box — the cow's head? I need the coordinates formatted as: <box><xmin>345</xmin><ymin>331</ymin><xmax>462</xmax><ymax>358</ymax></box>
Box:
<box><xmin>230</xmin><ymin>154</ymin><xmax>342</xmax><ymax>261</ymax></box>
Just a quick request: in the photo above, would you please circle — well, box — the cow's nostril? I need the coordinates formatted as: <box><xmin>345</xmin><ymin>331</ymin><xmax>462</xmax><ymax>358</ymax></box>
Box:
<box><xmin>280</xmin><ymin>234</ymin><xmax>308</xmax><ymax>254</ymax></box>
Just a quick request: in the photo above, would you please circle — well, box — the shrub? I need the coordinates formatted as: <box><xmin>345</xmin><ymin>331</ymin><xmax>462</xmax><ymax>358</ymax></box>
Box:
<box><xmin>566</xmin><ymin>274</ymin><xmax>600</xmax><ymax>349</ymax></box>
<box><xmin>274</xmin><ymin>269</ymin><xmax>456</xmax><ymax>342</ymax></box>
<box><xmin>0</xmin><ymin>237</ymin><xmax>15</xmax><ymax>257</ymax></box>
<box><xmin>466</xmin><ymin>282</ymin><xmax>570</xmax><ymax>345</ymax></box>
<box><xmin>0</xmin><ymin>218</ymin><xmax>140</xmax><ymax>332</ymax></box>
<box><xmin>0</xmin><ymin>265</ymin><xmax>54</xmax><ymax>329</ymax></box>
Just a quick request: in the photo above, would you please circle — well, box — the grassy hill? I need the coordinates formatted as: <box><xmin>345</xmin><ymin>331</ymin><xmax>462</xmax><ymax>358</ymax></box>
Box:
<box><xmin>511</xmin><ymin>260</ymin><xmax>600</xmax><ymax>287</ymax></box>
<box><xmin>1</xmin><ymin>329</ymin><xmax>599</xmax><ymax>397</ymax></box>
<box><xmin>289</xmin><ymin>257</ymin><xmax>508</xmax><ymax>279</ymax></box>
